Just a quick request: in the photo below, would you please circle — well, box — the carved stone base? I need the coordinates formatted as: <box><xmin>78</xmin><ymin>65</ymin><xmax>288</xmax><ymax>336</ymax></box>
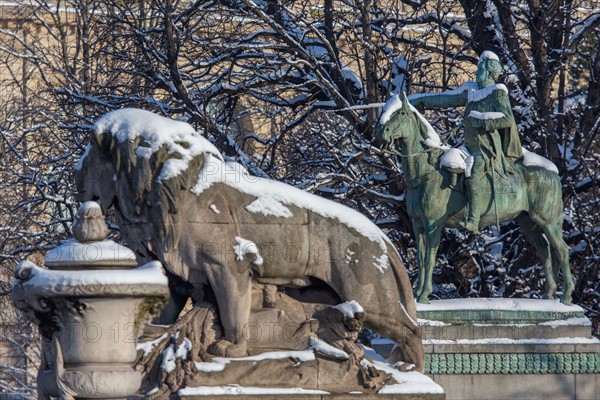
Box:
<box><xmin>373</xmin><ymin>299</ymin><xmax>600</xmax><ymax>400</ymax></box>
<box><xmin>178</xmin><ymin>394</ymin><xmax>445</xmax><ymax>400</ymax></box>
<box><xmin>63</xmin><ymin>364</ymin><xmax>142</xmax><ymax>399</ymax></box>
<box><xmin>135</xmin><ymin>292</ymin><xmax>443</xmax><ymax>399</ymax></box>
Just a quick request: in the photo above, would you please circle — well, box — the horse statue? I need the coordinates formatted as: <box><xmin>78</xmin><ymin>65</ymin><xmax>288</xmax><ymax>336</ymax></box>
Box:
<box><xmin>75</xmin><ymin>108</ymin><xmax>424</xmax><ymax>371</ymax></box>
<box><xmin>376</xmin><ymin>93</ymin><xmax>574</xmax><ymax>305</ymax></box>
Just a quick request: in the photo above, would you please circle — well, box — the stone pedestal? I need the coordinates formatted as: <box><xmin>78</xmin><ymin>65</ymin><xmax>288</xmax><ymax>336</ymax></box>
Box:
<box><xmin>12</xmin><ymin>202</ymin><xmax>170</xmax><ymax>400</ymax></box>
<box><xmin>372</xmin><ymin>299</ymin><xmax>600</xmax><ymax>400</ymax></box>
<box><xmin>178</xmin><ymin>395</ymin><xmax>445</xmax><ymax>400</ymax></box>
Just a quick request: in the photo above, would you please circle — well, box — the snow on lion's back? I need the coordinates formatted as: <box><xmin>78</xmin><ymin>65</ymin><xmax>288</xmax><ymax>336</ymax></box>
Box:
<box><xmin>92</xmin><ymin>108</ymin><xmax>391</xmax><ymax>257</ymax></box>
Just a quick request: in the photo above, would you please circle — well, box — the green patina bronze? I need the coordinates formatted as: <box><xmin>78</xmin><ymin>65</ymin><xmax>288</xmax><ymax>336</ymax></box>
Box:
<box><xmin>418</xmin><ymin>309</ymin><xmax>585</xmax><ymax>325</ymax></box>
<box><xmin>376</xmin><ymin>52</ymin><xmax>574</xmax><ymax>305</ymax></box>
<box><xmin>425</xmin><ymin>353</ymin><xmax>600</xmax><ymax>375</ymax></box>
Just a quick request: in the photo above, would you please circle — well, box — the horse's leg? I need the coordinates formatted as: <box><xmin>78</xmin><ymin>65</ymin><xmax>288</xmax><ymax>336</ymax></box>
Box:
<box><xmin>204</xmin><ymin>262</ymin><xmax>252</xmax><ymax>356</ymax></box>
<box><xmin>517</xmin><ymin>215</ymin><xmax>556</xmax><ymax>299</ymax></box>
<box><xmin>413</xmin><ymin>222</ymin><xmax>426</xmax><ymax>298</ymax></box>
<box><xmin>541</xmin><ymin>224</ymin><xmax>574</xmax><ymax>305</ymax></box>
<box><xmin>417</xmin><ymin>224</ymin><xmax>441</xmax><ymax>304</ymax></box>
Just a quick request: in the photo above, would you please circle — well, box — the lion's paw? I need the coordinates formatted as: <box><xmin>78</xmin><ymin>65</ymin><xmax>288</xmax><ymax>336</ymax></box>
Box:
<box><xmin>207</xmin><ymin>340</ymin><xmax>247</xmax><ymax>358</ymax></box>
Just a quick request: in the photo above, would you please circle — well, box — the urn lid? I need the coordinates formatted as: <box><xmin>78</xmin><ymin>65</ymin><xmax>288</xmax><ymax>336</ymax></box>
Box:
<box><xmin>45</xmin><ymin>238</ymin><xmax>137</xmax><ymax>270</ymax></box>
<box><xmin>45</xmin><ymin>201</ymin><xmax>137</xmax><ymax>270</ymax></box>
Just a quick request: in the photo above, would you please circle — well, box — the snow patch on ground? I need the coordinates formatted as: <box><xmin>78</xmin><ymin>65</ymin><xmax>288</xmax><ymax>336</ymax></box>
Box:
<box><xmin>209</xmin><ymin>204</ymin><xmax>220</xmax><ymax>214</ymax></box>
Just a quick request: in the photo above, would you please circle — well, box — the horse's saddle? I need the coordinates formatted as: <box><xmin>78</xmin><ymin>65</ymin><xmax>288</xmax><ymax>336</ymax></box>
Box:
<box><xmin>439</xmin><ymin>145</ymin><xmax>556</xmax><ymax>194</ymax></box>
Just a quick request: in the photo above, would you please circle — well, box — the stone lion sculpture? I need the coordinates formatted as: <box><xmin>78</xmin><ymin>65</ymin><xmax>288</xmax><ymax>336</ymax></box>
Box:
<box><xmin>74</xmin><ymin>108</ymin><xmax>424</xmax><ymax>371</ymax></box>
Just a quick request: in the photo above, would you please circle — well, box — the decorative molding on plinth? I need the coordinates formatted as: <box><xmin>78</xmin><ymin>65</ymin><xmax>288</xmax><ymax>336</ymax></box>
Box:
<box><xmin>425</xmin><ymin>353</ymin><xmax>600</xmax><ymax>375</ymax></box>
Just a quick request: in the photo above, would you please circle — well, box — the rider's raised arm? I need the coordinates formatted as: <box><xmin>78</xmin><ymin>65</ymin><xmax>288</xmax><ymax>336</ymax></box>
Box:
<box><xmin>408</xmin><ymin>82</ymin><xmax>474</xmax><ymax>109</ymax></box>
<box><xmin>467</xmin><ymin>85</ymin><xmax>515</xmax><ymax>131</ymax></box>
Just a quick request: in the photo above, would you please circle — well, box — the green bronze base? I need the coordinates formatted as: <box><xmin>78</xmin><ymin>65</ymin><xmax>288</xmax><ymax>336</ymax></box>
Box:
<box><xmin>372</xmin><ymin>299</ymin><xmax>599</xmax><ymax>400</ymax></box>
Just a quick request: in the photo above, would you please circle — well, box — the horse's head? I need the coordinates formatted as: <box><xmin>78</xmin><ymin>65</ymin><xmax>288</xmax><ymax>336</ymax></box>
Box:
<box><xmin>376</xmin><ymin>92</ymin><xmax>417</xmax><ymax>147</ymax></box>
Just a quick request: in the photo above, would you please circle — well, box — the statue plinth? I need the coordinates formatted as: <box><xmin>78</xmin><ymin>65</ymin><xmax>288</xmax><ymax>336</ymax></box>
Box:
<box><xmin>372</xmin><ymin>298</ymin><xmax>599</xmax><ymax>400</ymax></box>
<box><xmin>12</xmin><ymin>202</ymin><xmax>169</xmax><ymax>399</ymax></box>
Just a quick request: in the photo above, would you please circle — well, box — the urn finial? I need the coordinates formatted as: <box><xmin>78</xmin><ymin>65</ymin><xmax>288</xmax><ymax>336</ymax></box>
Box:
<box><xmin>72</xmin><ymin>201</ymin><xmax>109</xmax><ymax>243</ymax></box>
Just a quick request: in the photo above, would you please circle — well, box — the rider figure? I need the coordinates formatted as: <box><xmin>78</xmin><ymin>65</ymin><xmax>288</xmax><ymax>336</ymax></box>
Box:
<box><xmin>408</xmin><ymin>51</ymin><xmax>523</xmax><ymax>233</ymax></box>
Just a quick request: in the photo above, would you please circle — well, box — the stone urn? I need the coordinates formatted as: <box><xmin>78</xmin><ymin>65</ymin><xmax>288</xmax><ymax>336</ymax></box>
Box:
<box><xmin>12</xmin><ymin>202</ymin><xmax>169</xmax><ymax>399</ymax></box>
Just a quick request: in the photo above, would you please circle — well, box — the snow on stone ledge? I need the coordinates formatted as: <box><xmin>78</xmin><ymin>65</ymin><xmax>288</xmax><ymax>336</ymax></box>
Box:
<box><xmin>309</xmin><ymin>337</ymin><xmax>349</xmax><ymax>360</ymax></box>
<box><xmin>45</xmin><ymin>238</ymin><xmax>135</xmax><ymax>264</ymax></box>
<box><xmin>371</xmin><ymin>362</ymin><xmax>444</xmax><ymax>395</ymax></box>
<box><xmin>14</xmin><ymin>260</ymin><xmax>168</xmax><ymax>288</ymax></box>
<box><xmin>539</xmin><ymin>317</ymin><xmax>591</xmax><ymax>326</ymax></box>
<box><xmin>423</xmin><ymin>337</ymin><xmax>600</xmax><ymax>345</ymax></box>
<box><xmin>178</xmin><ymin>385</ymin><xmax>329</xmax><ymax>396</ymax></box>
<box><xmin>180</xmin><ymin>345</ymin><xmax>444</xmax><ymax>397</ymax></box>
<box><xmin>195</xmin><ymin>350</ymin><xmax>316</xmax><ymax>373</ymax></box>
<box><xmin>415</xmin><ymin>298</ymin><xmax>584</xmax><ymax>313</ymax></box>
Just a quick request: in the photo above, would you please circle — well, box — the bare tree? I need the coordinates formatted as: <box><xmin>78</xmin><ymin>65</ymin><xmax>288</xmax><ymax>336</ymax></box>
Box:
<box><xmin>0</xmin><ymin>2</ymin><xmax>598</xmax><ymax>394</ymax></box>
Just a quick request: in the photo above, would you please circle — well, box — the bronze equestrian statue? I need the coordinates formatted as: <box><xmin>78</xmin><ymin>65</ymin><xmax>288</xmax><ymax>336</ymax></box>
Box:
<box><xmin>377</xmin><ymin>52</ymin><xmax>574</xmax><ymax>305</ymax></box>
